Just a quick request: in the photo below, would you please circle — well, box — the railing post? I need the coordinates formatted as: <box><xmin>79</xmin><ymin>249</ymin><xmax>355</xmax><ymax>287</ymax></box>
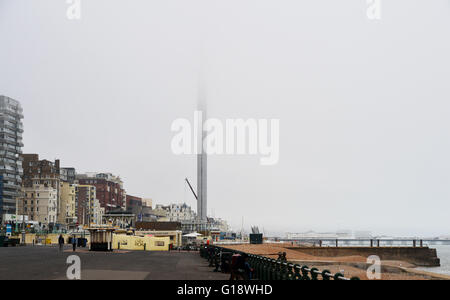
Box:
<box><xmin>269</xmin><ymin>259</ymin><xmax>275</xmax><ymax>280</ymax></box>
<box><xmin>310</xmin><ymin>268</ymin><xmax>319</xmax><ymax>280</ymax></box>
<box><xmin>286</xmin><ymin>263</ymin><xmax>294</xmax><ymax>280</ymax></box>
<box><xmin>293</xmin><ymin>264</ymin><xmax>301</xmax><ymax>280</ymax></box>
<box><xmin>301</xmin><ymin>266</ymin><xmax>310</xmax><ymax>280</ymax></box>
<box><xmin>322</xmin><ymin>269</ymin><xmax>331</xmax><ymax>280</ymax></box>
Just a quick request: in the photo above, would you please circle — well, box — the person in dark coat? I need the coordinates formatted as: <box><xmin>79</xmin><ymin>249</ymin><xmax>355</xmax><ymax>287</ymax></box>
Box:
<box><xmin>72</xmin><ymin>236</ymin><xmax>77</xmax><ymax>252</ymax></box>
<box><xmin>230</xmin><ymin>253</ymin><xmax>254</xmax><ymax>280</ymax></box>
<box><xmin>58</xmin><ymin>235</ymin><xmax>65</xmax><ymax>252</ymax></box>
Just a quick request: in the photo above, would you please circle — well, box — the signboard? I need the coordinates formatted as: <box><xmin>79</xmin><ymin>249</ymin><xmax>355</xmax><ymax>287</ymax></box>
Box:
<box><xmin>3</xmin><ymin>214</ymin><xmax>29</xmax><ymax>222</ymax></box>
<box><xmin>6</xmin><ymin>224</ymin><xmax>12</xmax><ymax>237</ymax></box>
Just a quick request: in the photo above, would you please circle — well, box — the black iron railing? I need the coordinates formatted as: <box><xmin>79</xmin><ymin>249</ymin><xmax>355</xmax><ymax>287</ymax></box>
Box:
<box><xmin>200</xmin><ymin>245</ymin><xmax>360</xmax><ymax>280</ymax></box>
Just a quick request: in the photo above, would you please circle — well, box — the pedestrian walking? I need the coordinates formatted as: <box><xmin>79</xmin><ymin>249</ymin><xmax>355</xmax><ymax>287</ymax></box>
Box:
<box><xmin>58</xmin><ymin>234</ymin><xmax>65</xmax><ymax>252</ymax></box>
<box><xmin>72</xmin><ymin>236</ymin><xmax>77</xmax><ymax>252</ymax></box>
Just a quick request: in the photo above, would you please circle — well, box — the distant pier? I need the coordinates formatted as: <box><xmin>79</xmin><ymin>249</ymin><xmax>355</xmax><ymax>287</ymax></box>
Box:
<box><xmin>279</xmin><ymin>238</ymin><xmax>450</xmax><ymax>247</ymax></box>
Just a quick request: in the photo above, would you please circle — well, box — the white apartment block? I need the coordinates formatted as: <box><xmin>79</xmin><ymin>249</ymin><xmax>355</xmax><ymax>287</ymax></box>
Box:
<box><xmin>154</xmin><ymin>203</ymin><xmax>197</xmax><ymax>222</ymax></box>
<box><xmin>90</xmin><ymin>198</ymin><xmax>104</xmax><ymax>225</ymax></box>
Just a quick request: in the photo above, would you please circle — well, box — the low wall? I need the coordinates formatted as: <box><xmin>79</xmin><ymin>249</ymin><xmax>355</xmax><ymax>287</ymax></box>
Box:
<box><xmin>19</xmin><ymin>234</ymin><xmax>91</xmax><ymax>245</ymax></box>
<box><xmin>287</xmin><ymin>247</ymin><xmax>440</xmax><ymax>267</ymax></box>
<box><xmin>112</xmin><ymin>234</ymin><xmax>170</xmax><ymax>251</ymax></box>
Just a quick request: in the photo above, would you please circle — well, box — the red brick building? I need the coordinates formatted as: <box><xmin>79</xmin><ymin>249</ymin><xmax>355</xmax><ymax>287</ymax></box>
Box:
<box><xmin>21</xmin><ymin>154</ymin><xmax>60</xmax><ymax>189</ymax></box>
<box><xmin>76</xmin><ymin>173</ymin><xmax>125</xmax><ymax>213</ymax></box>
<box><xmin>126</xmin><ymin>195</ymin><xmax>142</xmax><ymax>211</ymax></box>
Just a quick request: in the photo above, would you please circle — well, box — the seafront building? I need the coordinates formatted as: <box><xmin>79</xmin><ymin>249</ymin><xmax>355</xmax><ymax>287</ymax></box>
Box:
<box><xmin>76</xmin><ymin>185</ymin><xmax>97</xmax><ymax>226</ymax></box>
<box><xmin>142</xmin><ymin>198</ymin><xmax>152</xmax><ymax>209</ymax></box>
<box><xmin>154</xmin><ymin>203</ymin><xmax>197</xmax><ymax>222</ymax></box>
<box><xmin>126</xmin><ymin>195</ymin><xmax>158</xmax><ymax>222</ymax></box>
<box><xmin>58</xmin><ymin>181</ymin><xmax>77</xmax><ymax>226</ymax></box>
<box><xmin>90</xmin><ymin>197</ymin><xmax>104</xmax><ymax>225</ymax></box>
<box><xmin>0</xmin><ymin>96</ymin><xmax>24</xmax><ymax>224</ymax></box>
<box><xmin>151</xmin><ymin>203</ymin><xmax>228</xmax><ymax>234</ymax></box>
<box><xmin>76</xmin><ymin>173</ymin><xmax>126</xmax><ymax>213</ymax></box>
<box><xmin>21</xmin><ymin>155</ymin><xmax>60</xmax><ymax>189</ymax></box>
<box><xmin>20</xmin><ymin>184</ymin><xmax>58</xmax><ymax>228</ymax></box>
<box><xmin>18</xmin><ymin>154</ymin><xmax>60</xmax><ymax>229</ymax></box>
<box><xmin>126</xmin><ymin>194</ymin><xmax>142</xmax><ymax>215</ymax></box>
<box><xmin>60</xmin><ymin>167</ymin><xmax>76</xmax><ymax>184</ymax></box>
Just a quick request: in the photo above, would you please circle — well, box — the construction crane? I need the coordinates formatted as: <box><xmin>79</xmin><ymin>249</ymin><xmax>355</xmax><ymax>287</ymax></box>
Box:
<box><xmin>185</xmin><ymin>178</ymin><xmax>198</xmax><ymax>200</ymax></box>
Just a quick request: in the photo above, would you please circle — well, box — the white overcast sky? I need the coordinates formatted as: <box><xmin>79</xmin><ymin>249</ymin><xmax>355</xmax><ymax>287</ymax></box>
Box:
<box><xmin>1</xmin><ymin>0</ymin><xmax>450</xmax><ymax>236</ymax></box>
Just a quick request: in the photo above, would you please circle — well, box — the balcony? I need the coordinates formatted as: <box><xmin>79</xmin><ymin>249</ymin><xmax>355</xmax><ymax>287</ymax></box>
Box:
<box><xmin>2</xmin><ymin>190</ymin><xmax>18</xmax><ymax>196</ymax></box>
<box><xmin>3</xmin><ymin>183</ymin><xmax>20</xmax><ymax>190</ymax></box>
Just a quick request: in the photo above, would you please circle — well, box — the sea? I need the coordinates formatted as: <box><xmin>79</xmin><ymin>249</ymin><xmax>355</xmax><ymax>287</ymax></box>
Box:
<box><xmin>418</xmin><ymin>245</ymin><xmax>450</xmax><ymax>276</ymax></box>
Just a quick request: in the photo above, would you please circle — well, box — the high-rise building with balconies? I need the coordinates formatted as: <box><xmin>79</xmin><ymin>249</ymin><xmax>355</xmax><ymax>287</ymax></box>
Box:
<box><xmin>0</xmin><ymin>95</ymin><xmax>24</xmax><ymax>224</ymax></box>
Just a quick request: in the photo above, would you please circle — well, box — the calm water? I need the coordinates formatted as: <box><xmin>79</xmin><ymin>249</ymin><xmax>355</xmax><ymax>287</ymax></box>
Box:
<box><xmin>418</xmin><ymin>245</ymin><xmax>450</xmax><ymax>276</ymax></box>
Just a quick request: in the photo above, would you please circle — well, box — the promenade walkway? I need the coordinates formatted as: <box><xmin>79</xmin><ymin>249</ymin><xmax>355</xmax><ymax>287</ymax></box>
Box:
<box><xmin>0</xmin><ymin>246</ymin><xmax>229</xmax><ymax>280</ymax></box>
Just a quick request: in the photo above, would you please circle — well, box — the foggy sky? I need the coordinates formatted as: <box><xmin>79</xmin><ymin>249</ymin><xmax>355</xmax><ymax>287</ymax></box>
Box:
<box><xmin>1</xmin><ymin>0</ymin><xmax>450</xmax><ymax>236</ymax></box>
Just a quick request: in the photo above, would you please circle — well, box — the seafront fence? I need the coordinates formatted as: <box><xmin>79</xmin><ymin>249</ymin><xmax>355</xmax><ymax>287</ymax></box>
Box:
<box><xmin>200</xmin><ymin>245</ymin><xmax>360</xmax><ymax>280</ymax></box>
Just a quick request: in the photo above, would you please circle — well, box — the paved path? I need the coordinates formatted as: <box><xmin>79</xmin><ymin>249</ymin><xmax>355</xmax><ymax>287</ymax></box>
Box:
<box><xmin>0</xmin><ymin>246</ymin><xmax>229</xmax><ymax>280</ymax></box>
